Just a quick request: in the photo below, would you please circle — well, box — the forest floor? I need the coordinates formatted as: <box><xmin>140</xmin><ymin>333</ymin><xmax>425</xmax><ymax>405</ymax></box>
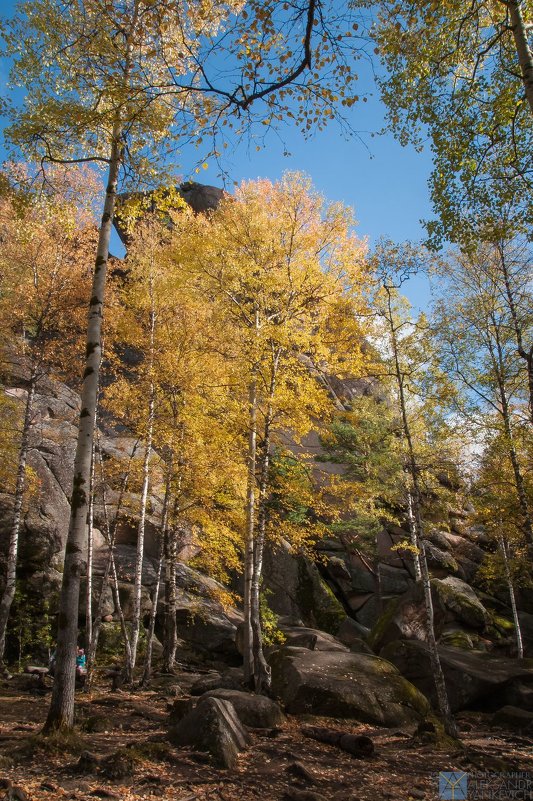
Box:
<box><xmin>1</xmin><ymin>669</ymin><xmax>532</xmax><ymax>801</ymax></box>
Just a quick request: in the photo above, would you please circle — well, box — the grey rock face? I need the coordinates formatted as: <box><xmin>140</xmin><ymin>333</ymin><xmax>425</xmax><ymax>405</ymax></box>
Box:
<box><xmin>381</xmin><ymin>639</ymin><xmax>533</xmax><ymax>712</ymax></box>
<box><xmin>197</xmin><ymin>689</ymin><xmax>285</xmax><ymax>728</ymax></box>
<box><xmin>269</xmin><ymin>645</ymin><xmax>429</xmax><ymax>726</ymax></box>
<box><xmin>169</xmin><ymin>696</ymin><xmax>249</xmax><ymax>768</ymax></box>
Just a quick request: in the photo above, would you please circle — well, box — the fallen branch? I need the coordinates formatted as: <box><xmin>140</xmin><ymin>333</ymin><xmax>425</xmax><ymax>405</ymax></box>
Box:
<box><xmin>302</xmin><ymin>726</ymin><xmax>374</xmax><ymax>758</ymax></box>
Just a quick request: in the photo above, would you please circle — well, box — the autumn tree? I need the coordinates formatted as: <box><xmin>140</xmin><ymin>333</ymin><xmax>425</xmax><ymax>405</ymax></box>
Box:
<box><xmin>433</xmin><ymin>247</ymin><xmax>533</xmax><ymax>546</ymax></box>
<box><xmin>371</xmin><ymin>241</ymin><xmax>459</xmax><ymax>737</ymax></box>
<box><xmin>102</xmin><ymin>207</ymin><xmax>245</xmax><ymax>679</ymax></box>
<box><xmin>474</xmin><ymin>434</ymin><xmax>533</xmax><ymax>657</ymax></box>
<box><xmin>357</xmin><ymin>0</ymin><xmax>533</xmax><ymax>244</ymax></box>
<box><xmin>167</xmin><ymin>173</ymin><xmax>368</xmax><ymax>690</ymax></box>
<box><xmin>0</xmin><ymin>166</ymin><xmax>97</xmax><ymax>670</ymax></box>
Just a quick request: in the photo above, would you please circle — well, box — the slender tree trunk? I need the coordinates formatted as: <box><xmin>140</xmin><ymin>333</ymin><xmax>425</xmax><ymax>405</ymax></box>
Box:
<box><xmin>86</xmin><ymin>552</ymin><xmax>111</xmax><ymax>689</ymax></box>
<box><xmin>385</xmin><ymin>286</ymin><xmax>457</xmax><ymax>738</ymax></box>
<box><xmin>507</xmin><ymin>0</ymin><xmax>533</xmax><ymax>116</ymax></box>
<box><xmin>109</xmin><ymin>549</ymin><xmax>133</xmax><ymax>672</ymax></box>
<box><xmin>0</xmin><ymin>369</ymin><xmax>36</xmax><ymax>669</ymax></box>
<box><xmin>128</xmin><ymin>385</ymin><xmax>155</xmax><ymax>681</ymax></box>
<box><xmin>85</xmin><ymin>439</ymin><xmax>96</xmax><ymax>664</ymax></box>
<box><xmin>499</xmin><ymin>534</ymin><xmax>524</xmax><ymax>659</ymax></box>
<box><xmin>406</xmin><ymin>491</ymin><xmax>422</xmax><ymax>582</ymax></box>
<box><xmin>251</xmin><ymin>350</ymin><xmax>281</xmax><ymax>693</ymax></box>
<box><xmin>418</xmin><ymin>538</ymin><xmax>456</xmax><ymax>733</ymax></box>
<box><xmin>142</xmin><ymin>470</ymin><xmax>171</xmax><ymax>685</ymax></box>
<box><xmin>129</xmin><ymin>270</ymin><xmax>156</xmax><ymax>682</ymax></box>
<box><xmin>491</xmin><ymin>331</ymin><xmax>533</xmax><ymax>544</ymax></box>
<box><xmin>87</xmin><ymin>437</ymin><xmax>138</xmax><ymax>687</ymax></box>
<box><xmin>45</xmin><ymin>126</ymin><xmax>122</xmax><ymax>731</ymax></box>
<box><xmin>243</xmin><ymin>374</ymin><xmax>258</xmax><ymax>686</ymax></box>
<box><xmin>142</xmin><ymin>542</ymin><xmax>163</xmax><ymax>686</ymax></box>
<box><xmin>163</xmin><ymin>528</ymin><xmax>178</xmax><ymax>672</ymax></box>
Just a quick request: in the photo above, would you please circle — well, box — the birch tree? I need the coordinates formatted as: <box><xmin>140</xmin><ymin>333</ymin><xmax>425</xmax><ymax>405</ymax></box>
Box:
<box><xmin>171</xmin><ymin>173</ymin><xmax>368</xmax><ymax>690</ymax></box>
<box><xmin>0</xmin><ymin>171</ymin><xmax>96</xmax><ymax>671</ymax></box>
<box><xmin>434</xmin><ymin>249</ymin><xmax>533</xmax><ymax>545</ymax></box>
<box><xmin>372</xmin><ymin>242</ymin><xmax>459</xmax><ymax>738</ymax></box>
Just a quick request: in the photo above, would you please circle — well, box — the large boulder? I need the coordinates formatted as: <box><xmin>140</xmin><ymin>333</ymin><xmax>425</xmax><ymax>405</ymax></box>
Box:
<box><xmin>279</xmin><ymin>625</ymin><xmax>350</xmax><ymax>653</ymax></box>
<box><xmin>198</xmin><ymin>689</ymin><xmax>285</xmax><ymax>728</ymax></box>
<box><xmin>368</xmin><ymin>583</ymin><xmax>446</xmax><ymax>653</ymax></box>
<box><xmin>268</xmin><ymin>646</ymin><xmax>429</xmax><ymax>726</ymax></box>
<box><xmin>432</xmin><ymin>577</ymin><xmax>489</xmax><ymax>630</ymax></box>
<box><xmin>368</xmin><ymin>578</ymin><xmax>491</xmax><ymax>654</ymax></box>
<box><xmin>262</xmin><ymin>540</ymin><xmax>346</xmax><ymax>634</ymax></box>
<box><xmin>381</xmin><ymin>639</ymin><xmax>533</xmax><ymax>712</ymax></box>
<box><xmin>169</xmin><ymin>696</ymin><xmax>249</xmax><ymax>768</ymax></box>
<box><xmin>190</xmin><ymin>668</ymin><xmax>244</xmax><ymax>695</ymax></box>
<box><xmin>165</xmin><ymin>563</ymin><xmax>243</xmax><ymax>658</ymax></box>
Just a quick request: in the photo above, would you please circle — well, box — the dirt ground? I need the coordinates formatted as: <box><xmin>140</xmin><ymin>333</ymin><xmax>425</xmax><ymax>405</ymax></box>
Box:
<box><xmin>1</xmin><ymin>670</ymin><xmax>532</xmax><ymax>801</ymax></box>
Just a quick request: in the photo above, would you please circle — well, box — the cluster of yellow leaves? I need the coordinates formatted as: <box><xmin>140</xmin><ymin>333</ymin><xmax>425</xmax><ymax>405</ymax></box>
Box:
<box><xmin>102</xmin><ymin>173</ymin><xmax>372</xmax><ymax>578</ymax></box>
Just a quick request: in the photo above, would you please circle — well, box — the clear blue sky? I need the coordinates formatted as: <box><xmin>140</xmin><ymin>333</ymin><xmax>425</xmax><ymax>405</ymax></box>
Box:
<box><xmin>0</xmin><ymin>0</ymin><xmax>434</xmax><ymax>308</ymax></box>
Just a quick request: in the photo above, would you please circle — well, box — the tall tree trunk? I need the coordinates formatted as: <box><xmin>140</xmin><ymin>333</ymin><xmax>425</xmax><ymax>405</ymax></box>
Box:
<box><xmin>85</xmin><ymin>439</ymin><xmax>96</xmax><ymax>664</ymax></box>
<box><xmin>163</xmin><ymin>526</ymin><xmax>178</xmax><ymax>672</ymax></box>
<box><xmin>499</xmin><ymin>534</ymin><xmax>524</xmax><ymax>659</ymax></box>
<box><xmin>128</xmin><ymin>384</ymin><xmax>155</xmax><ymax>681</ymax></box>
<box><xmin>406</xmin><ymin>491</ymin><xmax>422</xmax><ymax>582</ymax></box>
<box><xmin>129</xmin><ymin>271</ymin><xmax>156</xmax><ymax>681</ymax></box>
<box><xmin>142</xmin><ymin>543</ymin><xmax>163</xmax><ymax>686</ymax></box>
<box><xmin>490</xmin><ymin>327</ymin><xmax>533</xmax><ymax>544</ymax></box>
<box><xmin>0</xmin><ymin>369</ymin><xmax>36</xmax><ymax>669</ymax></box>
<box><xmin>507</xmin><ymin>0</ymin><xmax>533</xmax><ymax>116</ymax></box>
<box><xmin>385</xmin><ymin>286</ymin><xmax>457</xmax><ymax>738</ymax></box>
<box><xmin>45</xmin><ymin>125</ymin><xmax>122</xmax><ymax>731</ymax></box>
<box><xmin>243</xmin><ymin>375</ymin><xmax>258</xmax><ymax>686</ymax></box>
<box><xmin>251</xmin><ymin>350</ymin><xmax>280</xmax><ymax>693</ymax></box>
<box><xmin>142</xmin><ymin>469</ymin><xmax>171</xmax><ymax>685</ymax></box>
<box><xmin>86</xmin><ymin>439</ymin><xmax>138</xmax><ymax>687</ymax></box>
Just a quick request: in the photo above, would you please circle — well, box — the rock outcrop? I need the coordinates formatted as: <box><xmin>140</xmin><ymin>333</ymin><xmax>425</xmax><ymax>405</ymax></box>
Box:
<box><xmin>380</xmin><ymin>639</ymin><xmax>533</xmax><ymax>712</ymax></box>
<box><xmin>168</xmin><ymin>695</ymin><xmax>250</xmax><ymax>768</ymax></box>
<box><xmin>269</xmin><ymin>646</ymin><xmax>430</xmax><ymax>726</ymax></box>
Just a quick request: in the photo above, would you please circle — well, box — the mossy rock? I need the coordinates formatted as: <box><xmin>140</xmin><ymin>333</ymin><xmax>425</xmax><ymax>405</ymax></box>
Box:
<box><xmin>439</xmin><ymin>629</ymin><xmax>474</xmax><ymax>650</ymax></box>
<box><xmin>367</xmin><ymin>596</ymin><xmax>402</xmax><ymax>652</ymax></box>
<box><xmin>432</xmin><ymin>577</ymin><xmax>489</xmax><ymax>630</ymax></box>
<box><xmin>269</xmin><ymin>646</ymin><xmax>429</xmax><ymax>726</ymax></box>
<box><xmin>492</xmin><ymin>615</ymin><xmax>516</xmax><ymax>634</ymax></box>
<box><xmin>296</xmin><ymin>559</ymin><xmax>346</xmax><ymax>635</ymax></box>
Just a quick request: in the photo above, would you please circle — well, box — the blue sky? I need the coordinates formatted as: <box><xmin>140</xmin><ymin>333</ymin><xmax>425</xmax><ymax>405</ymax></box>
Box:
<box><xmin>0</xmin><ymin>0</ymin><xmax>434</xmax><ymax>309</ymax></box>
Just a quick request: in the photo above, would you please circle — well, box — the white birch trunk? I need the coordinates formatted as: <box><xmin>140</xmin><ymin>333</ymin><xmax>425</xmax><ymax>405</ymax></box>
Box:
<box><xmin>142</xmin><ymin>470</ymin><xmax>171</xmax><ymax>685</ymax></box>
<box><xmin>499</xmin><ymin>534</ymin><xmax>524</xmax><ymax>659</ymax></box>
<box><xmin>45</xmin><ymin>125</ymin><xmax>123</xmax><ymax>731</ymax></box>
<box><xmin>129</xmin><ymin>277</ymin><xmax>156</xmax><ymax>681</ymax></box>
<box><xmin>85</xmin><ymin>438</ymin><xmax>96</xmax><ymax>663</ymax></box>
<box><xmin>0</xmin><ymin>369</ymin><xmax>36</xmax><ymax>668</ymax></box>
<box><xmin>128</xmin><ymin>395</ymin><xmax>154</xmax><ymax>681</ymax></box>
<box><xmin>243</xmin><ymin>375</ymin><xmax>258</xmax><ymax>685</ymax></box>
<box><xmin>406</xmin><ymin>491</ymin><xmax>422</xmax><ymax>582</ymax></box>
